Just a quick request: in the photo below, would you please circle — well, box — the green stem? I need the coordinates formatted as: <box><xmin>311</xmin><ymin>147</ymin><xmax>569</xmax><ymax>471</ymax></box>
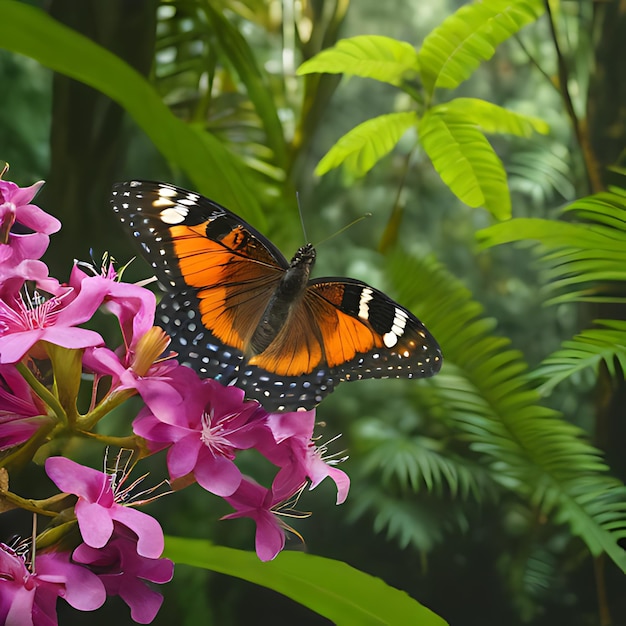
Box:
<box><xmin>0</xmin><ymin>491</ymin><xmax>58</xmax><ymax>517</ymax></box>
<box><xmin>75</xmin><ymin>388</ymin><xmax>136</xmax><ymax>431</ymax></box>
<box><xmin>76</xmin><ymin>429</ymin><xmax>141</xmax><ymax>451</ymax></box>
<box><xmin>16</xmin><ymin>361</ymin><xmax>67</xmax><ymax>425</ymax></box>
<box><xmin>543</xmin><ymin>0</ymin><xmax>603</xmax><ymax>193</ymax></box>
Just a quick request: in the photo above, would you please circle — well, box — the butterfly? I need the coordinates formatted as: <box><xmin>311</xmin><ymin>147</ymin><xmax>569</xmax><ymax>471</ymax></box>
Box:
<box><xmin>111</xmin><ymin>181</ymin><xmax>442</xmax><ymax>412</ymax></box>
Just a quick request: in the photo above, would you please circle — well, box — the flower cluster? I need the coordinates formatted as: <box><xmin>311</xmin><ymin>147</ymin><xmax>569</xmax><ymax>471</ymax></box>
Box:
<box><xmin>0</xmin><ymin>174</ymin><xmax>349</xmax><ymax>624</ymax></box>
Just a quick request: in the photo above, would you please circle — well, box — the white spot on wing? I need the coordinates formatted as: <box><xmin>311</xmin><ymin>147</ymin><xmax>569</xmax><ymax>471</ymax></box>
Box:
<box><xmin>383</xmin><ymin>332</ymin><xmax>398</xmax><ymax>348</ymax></box>
<box><xmin>160</xmin><ymin>205</ymin><xmax>189</xmax><ymax>224</ymax></box>
<box><xmin>358</xmin><ymin>287</ymin><xmax>373</xmax><ymax>319</ymax></box>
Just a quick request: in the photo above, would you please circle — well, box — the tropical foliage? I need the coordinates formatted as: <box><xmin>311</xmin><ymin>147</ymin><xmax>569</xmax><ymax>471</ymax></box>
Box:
<box><xmin>1</xmin><ymin>0</ymin><xmax>625</xmax><ymax>624</ymax></box>
<box><xmin>298</xmin><ymin>0</ymin><xmax>549</xmax><ymax>218</ymax></box>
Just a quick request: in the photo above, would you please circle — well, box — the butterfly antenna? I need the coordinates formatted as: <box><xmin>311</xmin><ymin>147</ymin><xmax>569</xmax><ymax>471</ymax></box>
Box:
<box><xmin>314</xmin><ymin>213</ymin><xmax>372</xmax><ymax>248</ymax></box>
<box><xmin>296</xmin><ymin>191</ymin><xmax>309</xmax><ymax>244</ymax></box>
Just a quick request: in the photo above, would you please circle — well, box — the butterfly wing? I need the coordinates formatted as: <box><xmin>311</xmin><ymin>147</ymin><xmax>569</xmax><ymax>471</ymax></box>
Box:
<box><xmin>233</xmin><ymin>278</ymin><xmax>442</xmax><ymax>410</ymax></box>
<box><xmin>111</xmin><ymin>181</ymin><xmax>288</xmax><ymax>381</ymax></box>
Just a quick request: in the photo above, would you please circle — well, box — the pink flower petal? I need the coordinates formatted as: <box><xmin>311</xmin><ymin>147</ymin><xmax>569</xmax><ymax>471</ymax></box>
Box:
<box><xmin>5</xmin><ymin>587</ymin><xmax>35</xmax><ymax>626</ymax></box>
<box><xmin>45</xmin><ymin>457</ymin><xmax>111</xmax><ymax>502</ymax></box>
<box><xmin>36</xmin><ymin>553</ymin><xmax>105</xmax><ymax>611</ymax></box>
<box><xmin>167</xmin><ymin>436</ymin><xmax>202</xmax><ymax>478</ymax></box>
<box><xmin>194</xmin><ymin>454</ymin><xmax>242</xmax><ymax>497</ymax></box>
<box><xmin>76</xmin><ymin>501</ymin><xmax>115</xmax><ymax>548</ymax></box>
<box><xmin>118</xmin><ymin>578</ymin><xmax>165</xmax><ymax>624</ymax></box>
<box><xmin>110</xmin><ymin>507</ymin><xmax>164</xmax><ymax>558</ymax></box>
<box><xmin>254</xmin><ymin>512</ymin><xmax>286</xmax><ymax>562</ymax></box>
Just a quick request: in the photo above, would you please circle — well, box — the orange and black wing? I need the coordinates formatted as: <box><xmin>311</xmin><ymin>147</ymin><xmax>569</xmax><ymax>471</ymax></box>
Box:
<box><xmin>232</xmin><ymin>278</ymin><xmax>442</xmax><ymax>411</ymax></box>
<box><xmin>111</xmin><ymin>180</ymin><xmax>287</xmax><ymax>382</ymax></box>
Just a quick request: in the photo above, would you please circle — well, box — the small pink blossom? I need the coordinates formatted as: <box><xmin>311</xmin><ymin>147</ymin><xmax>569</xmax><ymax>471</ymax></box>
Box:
<box><xmin>73</xmin><ymin>529</ymin><xmax>173</xmax><ymax>624</ymax></box>
<box><xmin>45</xmin><ymin>457</ymin><xmax>165</xmax><ymax>558</ymax></box>
<box><xmin>0</xmin><ymin>543</ymin><xmax>105</xmax><ymax>626</ymax></box>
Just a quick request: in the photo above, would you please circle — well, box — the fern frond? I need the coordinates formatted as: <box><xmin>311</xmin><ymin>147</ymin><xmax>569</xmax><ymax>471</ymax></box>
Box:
<box><xmin>508</xmin><ymin>145</ymin><xmax>576</xmax><ymax>203</ymax></box>
<box><xmin>297</xmin><ymin>35</ymin><xmax>419</xmax><ymax>87</ymax></box>
<box><xmin>477</xmin><ymin>187</ymin><xmax>626</xmax><ymax>304</ymax></box>
<box><xmin>531</xmin><ymin>320</ymin><xmax>626</xmax><ymax>394</ymax></box>
<box><xmin>385</xmin><ymin>251</ymin><xmax>626</xmax><ymax>572</ymax></box>
<box><xmin>360</xmin><ymin>432</ymin><xmax>495</xmax><ymax>500</ymax></box>
<box><xmin>418</xmin><ymin>0</ymin><xmax>544</xmax><ymax>95</ymax></box>
<box><xmin>315</xmin><ymin>111</ymin><xmax>417</xmax><ymax>177</ymax></box>
<box><xmin>349</xmin><ymin>487</ymin><xmax>469</xmax><ymax>551</ymax></box>
<box><xmin>419</xmin><ymin>108</ymin><xmax>510</xmax><ymax>218</ymax></box>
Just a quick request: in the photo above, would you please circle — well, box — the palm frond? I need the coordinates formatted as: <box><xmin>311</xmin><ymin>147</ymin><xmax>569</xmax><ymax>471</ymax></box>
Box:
<box><xmin>477</xmin><ymin>186</ymin><xmax>626</xmax><ymax>304</ymax></box>
<box><xmin>155</xmin><ymin>2</ymin><xmax>287</xmax><ymax>182</ymax></box>
<box><xmin>417</xmin><ymin>0</ymin><xmax>544</xmax><ymax>95</ymax></box>
<box><xmin>384</xmin><ymin>251</ymin><xmax>626</xmax><ymax>573</ymax></box>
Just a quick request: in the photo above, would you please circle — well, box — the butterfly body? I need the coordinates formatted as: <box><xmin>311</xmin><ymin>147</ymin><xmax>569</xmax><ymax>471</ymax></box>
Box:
<box><xmin>249</xmin><ymin>243</ymin><xmax>316</xmax><ymax>356</ymax></box>
<box><xmin>112</xmin><ymin>181</ymin><xmax>442</xmax><ymax>411</ymax></box>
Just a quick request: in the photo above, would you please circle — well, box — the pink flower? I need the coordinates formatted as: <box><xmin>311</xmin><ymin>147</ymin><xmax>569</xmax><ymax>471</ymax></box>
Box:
<box><xmin>0</xmin><ymin>180</ymin><xmax>60</xmax><ymax>298</ymax></box>
<box><xmin>133</xmin><ymin>379</ymin><xmax>266</xmax><ymax>497</ymax></box>
<box><xmin>73</xmin><ymin>529</ymin><xmax>173</xmax><ymax>624</ymax></box>
<box><xmin>217</xmin><ymin>410</ymin><xmax>349</xmax><ymax>560</ymax></box>
<box><xmin>223</xmin><ymin>477</ymin><xmax>305</xmax><ymax>562</ymax></box>
<box><xmin>0</xmin><ymin>365</ymin><xmax>51</xmax><ymax>450</ymax></box>
<box><xmin>45</xmin><ymin>457</ymin><xmax>165</xmax><ymax>558</ymax></box>
<box><xmin>0</xmin><ymin>543</ymin><xmax>105</xmax><ymax>626</ymax></box>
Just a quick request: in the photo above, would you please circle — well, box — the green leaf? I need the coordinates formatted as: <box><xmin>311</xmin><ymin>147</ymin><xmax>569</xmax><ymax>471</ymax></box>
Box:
<box><xmin>202</xmin><ymin>4</ymin><xmax>287</xmax><ymax>167</ymax></box>
<box><xmin>435</xmin><ymin>97</ymin><xmax>549</xmax><ymax>136</ymax></box>
<box><xmin>0</xmin><ymin>0</ymin><xmax>264</xmax><ymax>226</ymax></box>
<box><xmin>418</xmin><ymin>109</ymin><xmax>511</xmax><ymax>218</ymax></box>
<box><xmin>297</xmin><ymin>35</ymin><xmax>419</xmax><ymax>87</ymax></box>
<box><xmin>315</xmin><ymin>111</ymin><xmax>417</xmax><ymax>177</ymax></box>
<box><xmin>164</xmin><ymin>537</ymin><xmax>449</xmax><ymax>626</ymax></box>
<box><xmin>418</xmin><ymin>0</ymin><xmax>544</xmax><ymax>95</ymax></box>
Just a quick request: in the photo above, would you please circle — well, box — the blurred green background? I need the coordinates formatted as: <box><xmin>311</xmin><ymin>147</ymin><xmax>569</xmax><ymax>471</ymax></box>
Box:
<box><xmin>1</xmin><ymin>0</ymin><xmax>625</xmax><ymax>624</ymax></box>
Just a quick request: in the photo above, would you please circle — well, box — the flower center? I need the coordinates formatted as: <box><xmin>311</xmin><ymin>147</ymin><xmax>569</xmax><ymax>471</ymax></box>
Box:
<box><xmin>0</xmin><ymin>288</ymin><xmax>72</xmax><ymax>335</ymax></box>
<box><xmin>200</xmin><ymin>409</ymin><xmax>239</xmax><ymax>460</ymax></box>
